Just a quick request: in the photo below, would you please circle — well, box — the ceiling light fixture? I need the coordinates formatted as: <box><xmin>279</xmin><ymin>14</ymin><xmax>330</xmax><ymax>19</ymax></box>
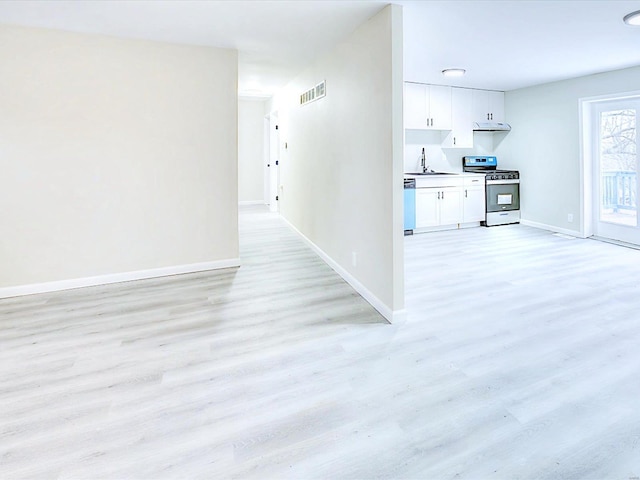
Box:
<box><xmin>442</xmin><ymin>68</ymin><xmax>466</xmax><ymax>77</ymax></box>
<box><xmin>623</xmin><ymin>10</ymin><xmax>640</xmax><ymax>25</ymax></box>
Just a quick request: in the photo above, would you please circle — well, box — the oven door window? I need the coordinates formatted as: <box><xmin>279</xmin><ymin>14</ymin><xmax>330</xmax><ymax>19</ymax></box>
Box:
<box><xmin>487</xmin><ymin>184</ymin><xmax>520</xmax><ymax>212</ymax></box>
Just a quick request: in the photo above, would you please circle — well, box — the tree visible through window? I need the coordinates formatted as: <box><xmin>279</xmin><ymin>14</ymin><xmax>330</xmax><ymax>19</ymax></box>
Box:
<box><xmin>600</xmin><ymin>109</ymin><xmax>636</xmax><ymax>171</ymax></box>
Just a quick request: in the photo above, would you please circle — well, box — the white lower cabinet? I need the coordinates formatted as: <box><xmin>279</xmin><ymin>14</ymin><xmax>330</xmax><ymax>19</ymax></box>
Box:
<box><xmin>410</xmin><ymin>174</ymin><xmax>485</xmax><ymax>231</ymax></box>
<box><xmin>415</xmin><ymin>189</ymin><xmax>439</xmax><ymax>228</ymax></box>
<box><xmin>463</xmin><ymin>186</ymin><xmax>486</xmax><ymax>223</ymax></box>
<box><xmin>415</xmin><ymin>186</ymin><xmax>463</xmax><ymax>228</ymax></box>
<box><xmin>462</xmin><ymin>176</ymin><xmax>486</xmax><ymax>223</ymax></box>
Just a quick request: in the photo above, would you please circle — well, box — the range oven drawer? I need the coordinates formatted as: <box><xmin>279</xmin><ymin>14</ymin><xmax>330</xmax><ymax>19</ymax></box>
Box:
<box><xmin>487</xmin><ymin>210</ymin><xmax>520</xmax><ymax>226</ymax></box>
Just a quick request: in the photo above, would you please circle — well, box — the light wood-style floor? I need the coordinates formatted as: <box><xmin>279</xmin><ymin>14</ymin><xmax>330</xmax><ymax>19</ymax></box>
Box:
<box><xmin>2</xmin><ymin>206</ymin><xmax>640</xmax><ymax>479</ymax></box>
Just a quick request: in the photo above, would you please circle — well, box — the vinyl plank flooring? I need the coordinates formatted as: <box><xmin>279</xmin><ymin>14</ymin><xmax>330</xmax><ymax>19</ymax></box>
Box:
<box><xmin>2</xmin><ymin>207</ymin><xmax>640</xmax><ymax>479</ymax></box>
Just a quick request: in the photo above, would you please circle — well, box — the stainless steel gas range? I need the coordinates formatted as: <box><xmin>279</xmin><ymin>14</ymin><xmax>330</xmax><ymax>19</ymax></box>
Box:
<box><xmin>463</xmin><ymin>156</ymin><xmax>520</xmax><ymax>226</ymax></box>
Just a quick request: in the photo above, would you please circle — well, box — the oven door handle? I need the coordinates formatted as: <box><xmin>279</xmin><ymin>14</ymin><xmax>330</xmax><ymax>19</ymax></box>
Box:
<box><xmin>486</xmin><ymin>179</ymin><xmax>520</xmax><ymax>185</ymax></box>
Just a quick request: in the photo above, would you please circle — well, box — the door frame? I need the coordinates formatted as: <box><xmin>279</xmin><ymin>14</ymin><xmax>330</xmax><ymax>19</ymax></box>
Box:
<box><xmin>592</xmin><ymin>98</ymin><xmax>640</xmax><ymax>243</ymax></box>
<box><xmin>263</xmin><ymin>115</ymin><xmax>270</xmax><ymax>205</ymax></box>
<box><xmin>265</xmin><ymin>111</ymin><xmax>279</xmax><ymax>213</ymax></box>
<box><xmin>579</xmin><ymin>89</ymin><xmax>640</xmax><ymax>239</ymax></box>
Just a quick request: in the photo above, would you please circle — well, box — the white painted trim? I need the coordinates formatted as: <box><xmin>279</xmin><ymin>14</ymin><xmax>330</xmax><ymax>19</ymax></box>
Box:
<box><xmin>239</xmin><ymin>200</ymin><xmax>265</xmax><ymax>206</ymax></box>
<box><xmin>520</xmin><ymin>219</ymin><xmax>586</xmax><ymax>238</ymax></box>
<box><xmin>391</xmin><ymin>309</ymin><xmax>408</xmax><ymax>324</ymax></box>
<box><xmin>592</xmin><ymin>235</ymin><xmax>640</xmax><ymax>250</ymax></box>
<box><xmin>280</xmin><ymin>216</ymin><xmax>399</xmax><ymax>324</ymax></box>
<box><xmin>0</xmin><ymin>258</ymin><xmax>241</xmax><ymax>299</ymax></box>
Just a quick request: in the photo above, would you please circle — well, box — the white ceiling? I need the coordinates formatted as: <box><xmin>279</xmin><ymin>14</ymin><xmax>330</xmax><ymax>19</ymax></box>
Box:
<box><xmin>403</xmin><ymin>0</ymin><xmax>640</xmax><ymax>91</ymax></box>
<box><xmin>1</xmin><ymin>0</ymin><xmax>639</xmax><ymax>96</ymax></box>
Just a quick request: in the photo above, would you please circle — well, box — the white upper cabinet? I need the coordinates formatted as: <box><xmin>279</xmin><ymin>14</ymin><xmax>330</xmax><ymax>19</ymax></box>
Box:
<box><xmin>442</xmin><ymin>87</ymin><xmax>473</xmax><ymax>149</ymax></box>
<box><xmin>472</xmin><ymin>89</ymin><xmax>505</xmax><ymax>123</ymax></box>
<box><xmin>428</xmin><ymin>85</ymin><xmax>452</xmax><ymax>130</ymax></box>
<box><xmin>404</xmin><ymin>82</ymin><xmax>452</xmax><ymax>130</ymax></box>
<box><xmin>404</xmin><ymin>82</ymin><xmax>428</xmax><ymax>129</ymax></box>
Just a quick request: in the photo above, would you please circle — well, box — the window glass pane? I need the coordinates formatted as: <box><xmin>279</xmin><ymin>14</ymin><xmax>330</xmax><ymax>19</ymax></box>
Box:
<box><xmin>599</xmin><ymin>109</ymin><xmax>637</xmax><ymax>226</ymax></box>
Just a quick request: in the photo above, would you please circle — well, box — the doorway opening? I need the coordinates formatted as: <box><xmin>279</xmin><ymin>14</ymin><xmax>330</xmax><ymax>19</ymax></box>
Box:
<box><xmin>265</xmin><ymin>112</ymin><xmax>280</xmax><ymax>213</ymax></box>
<box><xmin>583</xmin><ymin>94</ymin><xmax>640</xmax><ymax>245</ymax></box>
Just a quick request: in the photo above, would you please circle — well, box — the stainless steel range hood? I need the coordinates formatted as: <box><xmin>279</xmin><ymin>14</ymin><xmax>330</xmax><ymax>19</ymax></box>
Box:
<box><xmin>473</xmin><ymin>121</ymin><xmax>511</xmax><ymax>132</ymax></box>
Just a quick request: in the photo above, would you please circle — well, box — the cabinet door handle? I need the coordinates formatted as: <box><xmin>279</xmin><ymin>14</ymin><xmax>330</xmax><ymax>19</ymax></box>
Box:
<box><xmin>490</xmin><ymin>113</ymin><xmax>493</xmax><ymax>120</ymax></box>
<box><xmin>437</xmin><ymin>191</ymin><xmax>441</xmax><ymax>200</ymax></box>
<box><xmin>465</xmin><ymin>189</ymin><xmax>468</xmax><ymax>198</ymax></box>
<box><xmin>441</xmin><ymin>191</ymin><xmax>444</xmax><ymax>200</ymax></box>
<box><xmin>487</xmin><ymin>113</ymin><xmax>490</xmax><ymax>120</ymax></box>
<box><xmin>453</xmin><ymin>137</ymin><xmax>456</xmax><ymax>145</ymax></box>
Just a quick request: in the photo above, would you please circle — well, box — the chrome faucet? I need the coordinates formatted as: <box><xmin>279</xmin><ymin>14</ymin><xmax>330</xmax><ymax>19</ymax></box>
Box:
<box><xmin>421</xmin><ymin>148</ymin><xmax>427</xmax><ymax>173</ymax></box>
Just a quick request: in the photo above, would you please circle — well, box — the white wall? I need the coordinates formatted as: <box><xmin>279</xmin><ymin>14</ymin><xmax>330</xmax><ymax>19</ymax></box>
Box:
<box><xmin>238</xmin><ymin>98</ymin><xmax>266</xmax><ymax>203</ymax></box>
<box><xmin>268</xmin><ymin>4</ymin><xmax>405</xmax><ymax>321</ymax></box>
<box><xmin>497</xmin><ymin>65</ymin><xmax>640</xmax><ymax>234</ymax></box>
<box><xmin>0</xmin><ymin>25</ymin><xmax>239</xmax><ymax>292</ymax></box>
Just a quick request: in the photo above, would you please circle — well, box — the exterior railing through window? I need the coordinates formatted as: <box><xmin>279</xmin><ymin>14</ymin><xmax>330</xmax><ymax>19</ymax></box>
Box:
<box><xmin>602</xmin><ymin>171</ymin><xmax>637</xmax><ymax>213</ymax></box>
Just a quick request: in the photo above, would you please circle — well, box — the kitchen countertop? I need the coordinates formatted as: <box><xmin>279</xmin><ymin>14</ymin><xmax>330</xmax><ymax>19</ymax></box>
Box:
<box><xmin>404</xmin><ymin>172</ymin><xmax>485</xmax><ymax>178</ymax></box>
<box><xmin>404</xmin><ymin>172</ymin><xmax>485</xmax><ymax>188</ymax></box>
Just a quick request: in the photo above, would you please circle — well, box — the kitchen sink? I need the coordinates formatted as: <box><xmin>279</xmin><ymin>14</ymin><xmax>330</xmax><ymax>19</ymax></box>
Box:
<box><xmin>405</xmin><ymin>172</ymin><xmax>457</xmax><ymax>175</ymax></box>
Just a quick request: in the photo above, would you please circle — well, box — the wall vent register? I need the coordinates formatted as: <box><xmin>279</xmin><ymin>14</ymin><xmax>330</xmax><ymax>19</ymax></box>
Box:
<box><xmin>300</xmin><ymin>80</ymin><xmax>326</xmax><ymax>106</ymax></box>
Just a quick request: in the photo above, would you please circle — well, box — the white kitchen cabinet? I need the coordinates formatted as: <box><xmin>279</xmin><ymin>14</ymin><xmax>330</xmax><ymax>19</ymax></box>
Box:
<box><xmin>415</xmin><ymin>188</ymin><xmax>439</xmax><ymax>228</ymax></box>
<box><xmin>442</xmin><ymin>87</ymin><xmax>473</xmax><ymax>148</ymax></box>
<box><xmin>415</xmin><ymin>186</ymin><xmax>462</xmax><ymax>228</ymax></box>
<box><xmin>404</xmin><ymin>82</ymin><xmax>452</xmax><ymax>130</ymax></box>
<box><xmin>472</xmin><ymin>89</ymin><xmax>505</xmax><ymax>123</ymax></box>
<box><xmin>404</xmin><ymin>82</ymin><xmax>428</xmax><ymax>130</ymax></box>
<box><xmin>439</xmin><ymin>187</ymin><xmax>463</xmax><ymax>225</ymax></box>
<box><xmin>462</xmin><ymin>176</ymin><xmax>486</xmax><ymax>223</ymax></box>
<box><xmin>429</xmin><ymin>85</ymin><xmax>452</xmax><ymax>130</ymax></box>
<box><xmin>407</xmin><ymin>174</ymin><xmax>484</xmax><ymax>231</ymax></box>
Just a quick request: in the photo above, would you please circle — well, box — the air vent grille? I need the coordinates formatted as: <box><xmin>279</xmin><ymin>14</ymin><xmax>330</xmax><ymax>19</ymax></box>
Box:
<box><xmin>300</xmin><ymin>80</ymin><xmax>326</xmax><ymax>106</ymax></box>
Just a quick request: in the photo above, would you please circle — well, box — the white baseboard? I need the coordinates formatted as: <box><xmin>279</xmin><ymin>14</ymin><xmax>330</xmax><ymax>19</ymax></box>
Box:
<box><xmin>280</xmin><ymin>216</ymin><xmax>402</xmax><ymax>324</ymax></box>
<box><xmin>239</xmin><ymin>200</ymin><xmax>265</xmax><ymax>206</ymax></box>
<box><xmin>520</xmin><ymin>219</ymin><xmax>585</xmax><ymax>238</ymax></box>
<box><xmin>0</xmin><ymin>258</ymin><xmax>241</xmax><ymax>300</ymax></box>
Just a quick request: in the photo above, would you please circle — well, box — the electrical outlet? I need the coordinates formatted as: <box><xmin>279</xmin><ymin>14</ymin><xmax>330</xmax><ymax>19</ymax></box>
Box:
<box><xmin>352</xmin><ymin>252</ymin><xmax>357</xmax><ymax>267</ymax></box>
<box><xmin>568</xmin><ymin>213</ymin><xmax>574</xmax><ymax>223</ymax></box>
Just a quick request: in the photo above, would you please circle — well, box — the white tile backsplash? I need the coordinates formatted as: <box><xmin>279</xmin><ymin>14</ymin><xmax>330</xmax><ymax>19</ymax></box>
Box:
<box><xmin>404</xmin><ymin>130</ymin><xmax>498</xmax><ymax>173</ymax></box>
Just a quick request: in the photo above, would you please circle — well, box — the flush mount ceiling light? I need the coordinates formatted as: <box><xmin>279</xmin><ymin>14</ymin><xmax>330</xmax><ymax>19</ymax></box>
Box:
<box><xmin>623</xmin><ymin>10</ymin><xmax>640</xmax><ymax>25</ymax></box>
<box><xmin>442</xmin><ymin>68</ymin><xmax>466</xmax><ymax>77</ymax></box>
